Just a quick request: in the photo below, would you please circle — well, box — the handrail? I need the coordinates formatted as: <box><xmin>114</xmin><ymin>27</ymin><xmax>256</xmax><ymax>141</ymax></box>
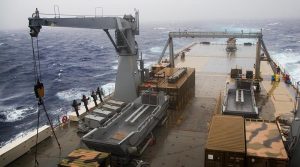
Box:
<box><xmin>169</xmin><ymin>31</ymin><xmax>262</xmax><ymax>39</ymax></box>
<box><xmin>39</xmin><ymin>13</ymin><xmax>123</xmax><ymax>18</ymax></box>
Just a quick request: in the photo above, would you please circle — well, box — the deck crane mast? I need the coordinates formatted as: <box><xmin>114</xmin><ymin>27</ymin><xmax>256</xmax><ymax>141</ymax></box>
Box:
<box><xmin>29</xmin><ymin>8</ymin><xmax>141</xmax><ymax>103</ymax></box>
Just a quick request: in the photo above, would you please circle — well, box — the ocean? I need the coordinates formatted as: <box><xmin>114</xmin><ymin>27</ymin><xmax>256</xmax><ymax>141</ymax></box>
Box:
<box><xmin>1</xmin><ymin>19</ymin><xmax>300</xmax><ymax>146</ymax></box>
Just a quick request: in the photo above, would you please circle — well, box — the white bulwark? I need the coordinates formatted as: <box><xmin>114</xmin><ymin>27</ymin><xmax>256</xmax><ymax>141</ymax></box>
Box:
<box><xmin>0</xmin><ymin>125</ymin><xmax>51</xmax><ymax>166</ymax></box>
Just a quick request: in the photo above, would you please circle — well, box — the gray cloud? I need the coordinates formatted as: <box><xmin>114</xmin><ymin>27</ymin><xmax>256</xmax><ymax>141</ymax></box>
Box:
<box><xmin>0</xmin><ymin>0</ymin><xmax>300</xmax><ymax>30</ymax></box>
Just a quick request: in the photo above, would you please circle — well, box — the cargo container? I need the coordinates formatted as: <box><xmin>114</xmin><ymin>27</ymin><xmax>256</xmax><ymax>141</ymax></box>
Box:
<box><xmin>139</xmin><ymin>67</ymin><xmax>195</xmax><ymax>110</ymax></box>
<box><xmin>205</xmin><ymin>115</ymin><xmax>246</xmax><ymax>167</ymax></box>
<box><xmin>245</xmin><ymin>119</ymin><xmax>289</xmax><ymax>167</ymax></box>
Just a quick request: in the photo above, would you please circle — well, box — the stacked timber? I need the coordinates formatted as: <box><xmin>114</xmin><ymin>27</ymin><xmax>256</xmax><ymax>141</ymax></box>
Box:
<box><xmin>139</xmin><ymin>67</ymin><xmax>195</xmax><ymax>110</ymax></box>
<box><xmin>58</xmin><ymin>148</ymin><xmax>111</xmax><ymax>167</ymax></box>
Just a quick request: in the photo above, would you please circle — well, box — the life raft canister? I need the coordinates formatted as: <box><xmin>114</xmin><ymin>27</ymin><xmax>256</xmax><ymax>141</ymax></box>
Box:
<box><xmin>61</xmin><ymin>115</ymin><xmax>68</xmax><ymax>124</ymax></box>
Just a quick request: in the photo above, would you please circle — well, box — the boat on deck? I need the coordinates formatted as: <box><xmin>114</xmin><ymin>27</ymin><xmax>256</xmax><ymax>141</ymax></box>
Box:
<box><xmin>222</xmin><ymin>78</ymin><xmax>259</xmax><ymax>118</ymax></box>
<box><xmin>82</xmin><ymin>91</ymin><xmax>168</xmax><ymax>156</ymax></box>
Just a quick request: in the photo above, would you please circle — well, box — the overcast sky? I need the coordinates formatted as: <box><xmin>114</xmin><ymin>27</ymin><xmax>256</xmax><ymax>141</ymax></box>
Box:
<box><xmin>1</xmin><ymin>0</ymin><xmax>300</xmax><ymax>30</ymax></box>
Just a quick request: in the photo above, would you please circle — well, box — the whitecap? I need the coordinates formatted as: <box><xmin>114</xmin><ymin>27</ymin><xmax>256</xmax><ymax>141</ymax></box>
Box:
<box><xmin>54</xmin><ymin>78</ymin><xmax>62</xmax><ymax>82</ymax></box>
<box><xmin>100</xmin><ymin>82</ymin><xmax>115</xmax><ymax>96</ymax></box>
<box><xmin>112</xmin><ymin>65</ymin><xmax>118</xmax><ymax>70</ymax></box>
<box><xmin>0</xmin><ymin>43</ymin><xmax>4</xmax><ymax>46</ymax></box>
<box><xmin>94</xmin><ymin>71</ymin><xmax>115</xmax><ymax>78</ymax></box>
<box><xmin>0</xmin><ymin>106</ymin><xmax>36</xmax><ymax>122</ymax></box>
<box><xmin>0</xmin><ymin>93</ymin><xmax>27</xmax><ymax>102</ymax></box>
<box><xmin>284</xmin><ymin>48</ymin><xmax>293</xmax><ymax>52</ymax></box>
<box><xmin>270</xmin><ymin>51</ymin><xmax>300</xmax><ymax>84</ymax></box>
<box><xmin>150</xmin><ymin>46</ymin><xmax>163</xmax><ymax>53</ymax></box>
<box><xmin>154</xmin><ymin>27</ymin><xmax>166</xmax><ymax>30</ymax></box>
<box><xmin>267</xmin><ymin>22</ymin><xmax>279</xmax><ymax>26</ymax></box>
<box><xmin>56</xmin><ymin>88</ymin><xmax>89</xmax><ymax>101</ymax></box>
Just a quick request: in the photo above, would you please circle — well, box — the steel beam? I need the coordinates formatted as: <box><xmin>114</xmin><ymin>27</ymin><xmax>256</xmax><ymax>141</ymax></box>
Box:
<box><xmin>169</xmin><ymin>31</ymin><xmax>262</xmax><ymax>39</ymax></box>
<box><xmin>261</xmin><ymin>39</ymin><xmax>277</xmax><ymax>74</ymax></box>
<box><xmin>169</xmin><ymin>37</ymin><xmax>174</xmax><ymax>67</ymax></box>
<box><xmin>255</xmin><ymin>38</ymin><xmax>262</xmax><ymax>79</ymax></box>
<box><xmin>158</xmin><ymin>37</ymin><xmax>170</xmax><ymax>63</ymax></box>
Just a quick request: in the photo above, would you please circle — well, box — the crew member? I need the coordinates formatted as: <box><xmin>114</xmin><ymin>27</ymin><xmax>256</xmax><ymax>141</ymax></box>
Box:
<box><xmin>277</xmin><ymin>66</ymin><xmax>281</xmax><ymax>74</ymax></box>
<box><xmin>91</xmin><ymin>90</ymin><xmax>98</xmax><ymax>106</ymax></box>
<box><xmin>81</xmin><ymin>95</ymin><xmax>90</xmax><ymax>112</ymax></box>
<box><xmin>96</xmin><ymin>87</ymin><xmax>103</xmax><ymax>103</ymax></box>
<box><xmin>181</xmin><ymin>52</ymin><xmax>185</xmax><ymax>60</ymax></box>
<box><xmin>72</xmin><ymin>100</ymin><xmax>81</xmax><ymax>117</ymax></box>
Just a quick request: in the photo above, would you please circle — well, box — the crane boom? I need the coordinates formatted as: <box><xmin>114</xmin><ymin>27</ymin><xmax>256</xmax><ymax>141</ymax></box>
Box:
<box><xmin>28</xmin><ymin>8</ymin><xmax>141</xmax><ymax>102</ymax></box>
<box><xmin>29</xmin><ymin>17</ymin><xmax>133</xmax><ymax>30</ymax></box>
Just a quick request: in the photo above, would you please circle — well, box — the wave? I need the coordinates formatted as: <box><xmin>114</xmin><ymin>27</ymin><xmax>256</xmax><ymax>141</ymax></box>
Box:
<box><xmin>153</xmin><ymin>27</ymin><xmax>167</xmax><ymax>30</ymax></box>
<box><xmin>149</xmin><ymin>46</ymin><xmax>163</xmax><ymax>54</ymax></box>
<box><xmin>111</xmin><ymin>60</ymin><xmax>118</xmax><ymax>70</ymax></box>
<box><xmin>271</xmin><ymin>52</ymin><xmax>300</xmax><ymax>66</ymax></box>
<box><xmin>0</xmin><ymin>93</ymin><xmax>27</xmax><ymax>102</ymax></box>
<box><xmin>267</xmin><ymin>22</ymin><xmax>280</xmax><ymax>26</ymax></box>
<box><xmin>55</xmin><ymin>83</ymin><xmax>115</xmax><ymax>102</ymax></box>
<box><xmin>94</xmin><ymin>71</ymin><xmax>116</xmax><ymax>78</ymax></box>
<box><xmin>56</xmin><ymin>88</ymin><xmax>89</xmax><ymax>101</ymax></box>
<box><xmin>0</xmin><ymin>106</ymin><xmax>36</xmax><ymax>122</ymax></box>
<box><xmin>101</xmin><ymin>82</ymin><xmax>115</xmax><ymax>96</ymax></box>
<box><xmin>271</xmin><ymin>51</ymin><xmax>300</xmax><ymax>83</ymax></box>
<box><xmin>46</xmin><ymin>45</ymin><xmax>54</xmax><ymax>49</ymax></box>
<box><xmin>112</xmin><ymin>65</ymin><xmax>118</xmax><ymax>70</ymax></box>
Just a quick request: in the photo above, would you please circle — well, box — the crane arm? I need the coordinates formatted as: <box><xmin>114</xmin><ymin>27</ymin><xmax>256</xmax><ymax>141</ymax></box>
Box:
<box><xmin>29</xmin><ymin>17</ymin><xmax>132</xmax><ymax>29</ymax></box>
<box><xmin>28</xmin><ymin>8</ymin><xmax>139</xmax><ymax>54</ymax></box>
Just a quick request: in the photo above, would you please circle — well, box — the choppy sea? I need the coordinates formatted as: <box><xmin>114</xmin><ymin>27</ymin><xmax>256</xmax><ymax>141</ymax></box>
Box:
<box><xmin>1</xmin><ymin>19</ymin><xmax>300</xmax><ymax>146</ymax></box>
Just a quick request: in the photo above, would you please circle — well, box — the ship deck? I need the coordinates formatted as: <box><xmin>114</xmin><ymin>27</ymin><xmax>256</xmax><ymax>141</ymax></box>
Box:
<box><xmin>140</xmin><ymin>43</ymin><xmax>257</xmax><ymax>166</ymax></box>
<box><xmin>7</xmin><ymin>43</ymin><xmax>296</xmax><ymax>167</ymax></box>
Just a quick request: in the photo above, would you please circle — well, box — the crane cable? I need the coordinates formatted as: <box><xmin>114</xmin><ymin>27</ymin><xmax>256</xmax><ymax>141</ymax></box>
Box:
<box><xmin>31</xmin><ymin>36</ymin><xmax>61</xmax><ymax>167</ymax></box>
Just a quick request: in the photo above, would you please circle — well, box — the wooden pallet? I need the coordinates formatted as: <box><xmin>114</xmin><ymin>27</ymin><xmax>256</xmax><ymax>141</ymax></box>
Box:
<box><xmin>58</xmin><ymin>148</ymin><xmax>111</xmax><ymax>167</ymax></box>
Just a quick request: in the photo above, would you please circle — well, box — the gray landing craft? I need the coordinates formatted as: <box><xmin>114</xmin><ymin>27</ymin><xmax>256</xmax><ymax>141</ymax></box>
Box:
<box><xmin>222</xmin><ymin>77</ymin><xmax>259</xmax><ymax>118</ymax></box>
<box><xmin>83</xmin><ymin>91</ymin><xmax>168</xmax><ymax>156</ymax></box>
